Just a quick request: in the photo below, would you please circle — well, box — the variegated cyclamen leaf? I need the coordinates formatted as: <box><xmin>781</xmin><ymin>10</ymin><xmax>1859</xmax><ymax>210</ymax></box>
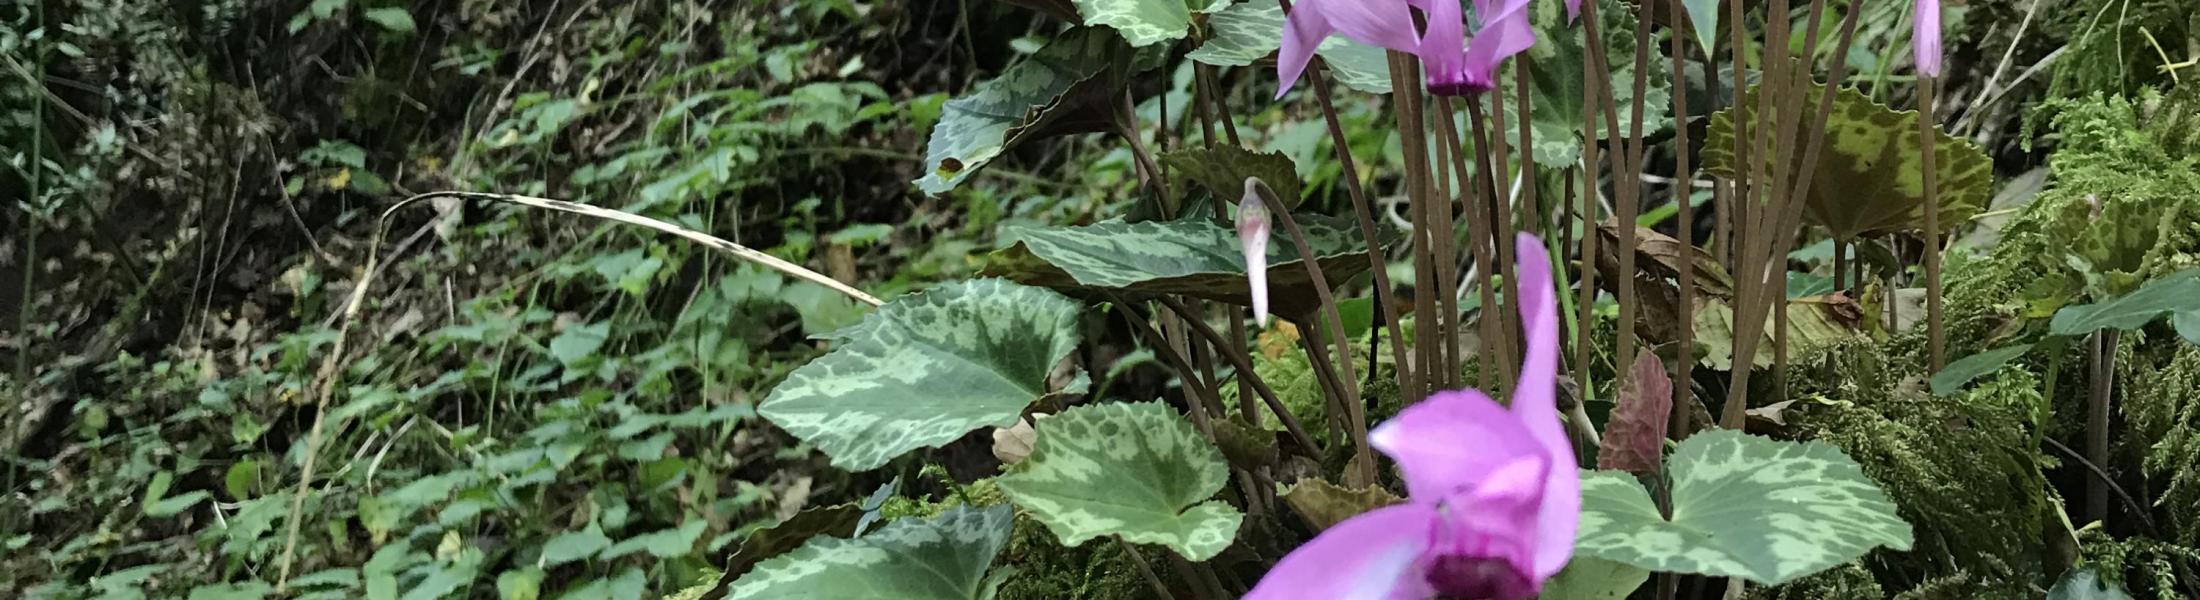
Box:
<box><xmin>759</xmin><ymin>279</ymin><xmax>1081</xmax><ymax>471</ymax></box>
<box><xmin>1541</xmin><ymin>556</ymin><xmax>1651</xmax><ymax>600</ymax></box>
<box><xmin>916</xmin><ymin>28</ymin><xmax>1135</xmax><ymax>195</ymax></box>
<box><xmin>726</xmin><ymin>504</ymin><xmax>1014</xmax><ymax>600</ymax></box>
<box><xmin>1574</xmin><ymin>430</ymin><xmax>1912</xmax><ymax>586</ymax></box>
<box><xmin>996</xmin><ymin>402</ymin><xmax>1244</xmax><ymax>560</ymax></box>
<box><xmin>1186</xmin><ymin>1</ymin><xmax>1392</xmax><ymax>94</ymax></box>
<box><xmin>985</xmin><ymin>216</ymin><xmax>1380</xmax><ymax>320</ymax></box>
<box><xmin>1701</xmin><ymin>80</ymin><xmax>1990</xmax><ymax>241</ymax></box>
<box><xmin>1072</xmin><ymin>0</ymin><xmax>1229</xmax><ymax>47</ymax></box>
<box><xmin>1160</xmin><ymin>145</ymin><xmax>1303</xmax><ymax>208</ymax></box>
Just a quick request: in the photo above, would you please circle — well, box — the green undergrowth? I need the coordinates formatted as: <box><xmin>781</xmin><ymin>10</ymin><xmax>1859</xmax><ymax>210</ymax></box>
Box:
<box><xmin>878</xmin><ymin>475</ymin><xmax>1147</xmax><ymax>600</ymax></box>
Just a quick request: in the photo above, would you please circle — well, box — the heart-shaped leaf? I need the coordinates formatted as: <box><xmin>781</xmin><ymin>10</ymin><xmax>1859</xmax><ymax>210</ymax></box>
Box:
<box><xmin>2049</xmin><ymin>268</ymin><xmax>2200</xmax><ymax>339</ymax></box>
<box><xmin>1702</xmin><ymin>81</ymin><xmax>1990</xmax><ymax>241</ymax></box>
<box><xmin>1186</xmin><ymin>1</ymin><xmax>1391</xmax><ymax>94</ymax></box>
<box><xmin>1072</xmin><ymin>0</ymin><xmax>1230</xmax><ymax>47</ymax></box>
<box><xmin>1575</xmin><ymin>430</ymin><xmax>1912</xmax><ymax>585</ymax></box>
<box><xmin>727</xmin><ymin>505</ymin><xmax>1014</xmax><ymax>600</ymax></box>
<box><xmin>916</xmin><ymin>28</ymin><xmax>1137</xmax><ymax>195</ymax></box>
<box><xmin>759</xmin><ymin>279</ymin><xmax>1082</xmax><ymax>471</ymax></box>
<box><xmin>985</xmin><ymin>216</ymin><xmax>1380</xmax><ymax>320</ymax></box>
<box><xmin>997</xmin><ymin>401</ymin><xmax>1244</xmax><ymax>561</ymax></box>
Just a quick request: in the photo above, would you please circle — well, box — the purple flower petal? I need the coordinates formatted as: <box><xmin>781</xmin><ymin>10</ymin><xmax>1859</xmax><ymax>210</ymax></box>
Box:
<box><xmin>1566</xmin><ymin>0</ymin><xmax>1582</xmax><ymax>22</ymax></box>
<box><xmin>1412</xmin><ymin>0</ymin><xmax>1470</xmax><ymax>94</ymax></box>
<box><xmin>1371</xmin><ymin>388</ymin><xmax>1546</xmax><ymax>500</ymax></box>
<box><xmin>1276</xmin><ymin>0</ymin><xmax>1420</xmax><ymax>98</ymax></box>
<box><xmin>1912</xmin><ymin>0</ymin><xmax>1942</xmax><ymax>77</ymax></box>
<box><xmin>1445</xmin><ymin>0</ymin><xmax>1535</xmax><ymax>94</ymax></box>
<box><xmin>1243</xmin><ymin>503</ymin><xmax>1441</xmax><ymax>600</ymax></box>
<box><xmin>1425</xmin><ymin>458</ymin><xmax>1550</xmax><ymax>599</ymax></box>
<box><xmin>1512</xmin><ymin>233</ymin><xmax>1580</xmax><ymax>579</ymax></box>
<box><xmin>1276</xmin><ymin>4</ymin><xmax>1333</xmax><ymax>97</ymax></box>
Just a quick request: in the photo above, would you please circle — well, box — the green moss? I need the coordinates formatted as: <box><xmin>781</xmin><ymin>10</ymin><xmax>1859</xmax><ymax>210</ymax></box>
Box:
<box><xmin>2075</xmin><ymin>529</ymin><xmax>2200</xmax><ymax>600</ymax></box>
<box><xmin>2125</xmin><ymin>345</ymin><xmax>2200</xmax><ymax>548</ymax></box>
<box><xmin>1748</xmin><ymin>562</ymin><xmax>1884</xmax><ymax>600</ymax></box>
<box><xmin>2044</xmin><ymin>0</ymin><xmax>2193</xmax><ymax>99</ymax></box>
<box><xmin>1786</xmin><ymin>339</ymin><xmax>2058</xmax><ymax>588</ymax></box>
<box><xmin>1887</xmin><ymin>573</ymin><xmax>2032</xmax><ymax>600</ymax></box>
<box><xmin>993</xmin><ymin>515</ymin><xmax>1151</xmax><ymax>600</ymax></box>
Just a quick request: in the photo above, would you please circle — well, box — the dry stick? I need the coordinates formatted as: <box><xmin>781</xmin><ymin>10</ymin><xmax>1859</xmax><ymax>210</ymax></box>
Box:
<box><xmin>1277</xmin><ymin>0</ymin><xmax>1410</xmax><ymax>400</ymax></box>
<box><xmin>1258</xmin><ymin>182</ymin><xmax>1377</xmax><ymax>484</ymax></box>
<box><xmin>1390</xmin><ymin>51</ymin><xmax>1443</xmax><ymax>401</ymax></box>
<box><xmin>1920</xmin><ymin>75</ymin><xmax>1946</xmax><ymax>372</ymax></box>
<box><xmin>1158</xmin><ymin>297</ymin><xmax>1323</xmax><ymax>456</ymax></box>
<box><xmin>2086</xmin><ymin>330</ymin><xmax>2117</xmax><ymax>524</ymax></box>
<box><xmin>1668</xmin><ymin>0</ymin><xmax>1698</xmax><ymax>442</ymax></box>
<box><xmin>1720</xmin><ymin>1</ymin><xmax>1863</xmax><ymax>428</ymax></box>
<box><xmin>274</xmin><ymin>190</ymin><xmax>881</xmax><ymax>587</ymax></box>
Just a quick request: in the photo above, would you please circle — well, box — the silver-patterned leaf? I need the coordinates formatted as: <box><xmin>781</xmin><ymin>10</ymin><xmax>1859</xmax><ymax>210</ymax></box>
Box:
<box><xmin>996</xmin><ymin>401</ymin><xmax>1243</xmax><ymax>560</ymax></box>
<box><xmin>726</xmin><ymin>504</ymin><xmax>1014</xmax><ymax>600</ymax></box>
<box><xmin>1185</xmin><ymin>1</ymin><xmax>1391</xmax><ymax>94</ymax></box>
<box><xmin>759</xmin><ymin>279</ymin><xmax>1082</xmax><ymax>471</ymax></box>
<box><xmin>985</xmin><ymin>216</ymin><xmax>1380</xmax><ymax>320</ymax></box>
<box><xmin>1574</xmin><ymin>430</ymin><xmax>1913</xmax><ymax>586</ymax></box>
<box><xmin>1072</xmin><ymin>0</ymin><xmax>1230</xmax><ymax>47</ymax></box>
<box><xmin>1541</xmin><ymin>556</ymin><xmax>1651</xmax><ymax>600</ymax></box>
<box><xmin>915</xmin><ymin>28</ymin><xmax>1134</xmax><ymax>195</ymax></box>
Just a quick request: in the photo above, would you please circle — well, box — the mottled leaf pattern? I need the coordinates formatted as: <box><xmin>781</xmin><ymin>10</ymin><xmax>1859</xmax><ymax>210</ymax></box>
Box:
<box><xmin>1511</xmin><ymin>0</ymin><xmax>1670</xmax><ymax>167</ymax></box>
<box><xmin>1071</xmin><ymin>0</ymin><xmax>1229</xmax><ymax>47</ymax></box>
<box><xmin>1575</xmin><ymin>430</ymin><xmax>1913</xmax><ymax>585</ymax></box>
<box><xmin>1597</xmin><ymin>350</ymin><xmax>1671</xmax><ymax>474</ymax></box>
<box><xmin>759</xmin><ymin>279</ymin><xmax>1082</xmax><ymax>471</ymax></box>
<box><xmin>2049</xmin><ymin>268</ymin><xmax>2200</xmax><ymax>337</ymax></box>
<box><xmin>1278</xmin><ymin>478</ymin><xmax>1402</xmax><ymax>531</ymax></box>
<box><xmin>915</xmin><ymin>28</ymin><xmax>1133</xmax><ymax>195</ymax></box>
<box><xmin>726</xmin><ymin>505</ymin><xmax>1013</xmax><ymax>600</ymax></box>
<box><xmin>1541</xmin><ymin>556</ymin><xmax>1651</xmax><ymax>600</ymax></box>
<box><xmin>1161</xmin><ymin>145</ymin><xmax>1303</xmax><ymax>207</ymax></box>
<box><xmin>996</xmin><ymin>402</ymin><xmax>1244</xmax><ymax>560</ymax></box>
<box><xmin>986</xmin><ymin>217</ymin><xmax>1380</xmax><ymax>319</ymax></box>
<box><xmin>1185</xmin><ymin>1</ymin><xmax>1391</xmax><ymax>94</ymax></box>
<box><xmin>1701</xmin><ymin>81</ymin><xmax>1990</xmax><ymax>240</ymax></box>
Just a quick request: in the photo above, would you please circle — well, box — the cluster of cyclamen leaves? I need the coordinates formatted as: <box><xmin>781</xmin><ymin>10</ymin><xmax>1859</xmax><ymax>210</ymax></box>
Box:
<box><xmin>731</xmin><ymin>0</ymin><xmax>1929</xmax><ymax>596</ymax></box>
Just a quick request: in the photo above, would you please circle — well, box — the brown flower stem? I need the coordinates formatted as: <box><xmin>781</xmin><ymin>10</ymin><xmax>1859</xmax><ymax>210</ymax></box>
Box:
<box><xmin>1667</xmin><ymin>0</ymin><xmax>1697</xmax><ymax>441</ymax></box>
<box><xmin>1158</xmin><ymin>297</ymin><xmax>1322</xmax><ymax>457</ymax></box>
<box><xmin>1461</xmin><ymin>98</ymin><xmax>1516</xmax><ymax>391</ymax></box>
<box><xmin>1256</xmin><ymin>182</ymin><xmax>1376</xmax><ymax>485</ymax></box>
<box><xmin>1389</xmin><ymin>50</ymin><xmax>1443</xmax><ymax>401</ymax></box>
<box><xmin>1920</xmin><ymin>75</ymin><xmax>1946</xmax><ymax>372</ymax></box>
<box><xmin>1111</xmin><ymin>299</ymin><xmax>1222</xmax><ymax>442</ymax></box>
<box><xmin>1614</xmin><ymin>7</ymin><xmax>1652</xmax><ymax>382</ymax></box>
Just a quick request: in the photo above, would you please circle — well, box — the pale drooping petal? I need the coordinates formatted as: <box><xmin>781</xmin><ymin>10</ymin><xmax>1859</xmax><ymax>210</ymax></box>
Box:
<box><xmin>1912</xmin><ymin>0</ymin><xmax>1942</xmax><ymax>77</ymax></box>
<box><xmin>1243</xmin><ymin>503</ymin><xmax>1441</xmax><ymax>600</ymax></box>
<box><xmin>1276</xmin><ymin>0</ymin><xmax>1420</xmax><ymax>97</ymax></box>
<box><xmin>1371</xmin><ymin>388</ymin><xmax>1546</xmax><ymax>500</ymax></box>
<box><xmin>1511</xmin><ymin>232</ymin><xmax>1579</xmax><ymax>579</ymax></box>
<box><xmin>1238</xmin><ymin>179</ymin><xmax>1274</xmax><ymax>326</ymax></box>
<box><xmin>1409</xmin><ymin>0</ymin><xmax>1470</xmax><ymax>94</ymax></box>
<box><xmin>1445</xmin><ymin>0</ymin><xmax>1536</xmax><ymax>94</ymax></box>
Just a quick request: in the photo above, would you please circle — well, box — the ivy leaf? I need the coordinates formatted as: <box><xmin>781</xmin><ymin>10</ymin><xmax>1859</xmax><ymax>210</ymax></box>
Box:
<box><xmin>2049</xmin><ymin>269</ymin><xmax>2200</xmax><ymax>338</ymax></box>
<box><xmin>1278</xmin><ymin>477</ymin><xmax>1402</xmax><ymax>532</ymax></box>
<box><xmin>1575</xmin><ymin>430</ymin><xmax>1912</xmax><ymax>585</ymax></box>
<box><xmin>915</xmin><ymin>28</ymin><xmax>1137</xmax><ymax>195</ymax></box>
<box><xmin>1702</xmin><ymin>81</ymin><xmax>1991</xmax><ymax>241</ymax></box>
<box><xmin>1070</xmin><ymin>0</ymin><xmax>1230</xmax><ymax>47</ymax></box>
<box><xmin>1541</xmin><ymin>556</ymin><xmax>1651</xmax><ymax>600</ymax></box>
<box><xmin>727</xmin><ymin>505</ymin><xmax>1014</xmax><ymax>600</ymax></box>
<box><xmin>1159</xmin><ymin>145</ymin><xmax>1303</xmax><ymax>207</ymax></box>
<box><xmin>1929</xmin><ymin>343</ymin><xmax>2036</xmax><ymax>395</ymax></box>
<box><xmin>540</xmin><ymin>526</ymin><xmax>612</xmax><ymax>567</ymax></box>
<box><xmin>1597</xmin><ymin>349</ymin><xmax>1671</xmax><ymax>474</ymax></box>
<box><xmin>759</xmin><ymin>279</ymin><xmax>1082</xmax><ymax>471</ymax></box>
<box><xmin>986</xmin><ymin>216</ymin><xmax>1381</xmax><ymax>320</ymax></box>
<box><xmin>361</xmin><ymin>8</ymin><xmax>415</xmax><ymax>34</ymax></box>
<box><xmin>1186</xmin><ymin>1</ymin><xmax>1390</xmax><ymax>94</ymax></box>
<box><xmin>548</xmin><ymin>322</ymin><xmax>609</xmax><ymax>368</ymax></box>
<box><xmin>997</xmin><ymin>402</ymin><xmax>1244</xmax><ymax>560</ymax></box>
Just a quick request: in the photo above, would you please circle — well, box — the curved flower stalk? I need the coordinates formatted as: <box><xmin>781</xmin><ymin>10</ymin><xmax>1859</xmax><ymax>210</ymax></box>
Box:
<box><xmin>1276</xmin><ymin>0</ymin><xmax>1538</xmax><ymax>97</ymax></box>
<box><xmin>1238</xmin><ymin>178</ymin><xmax>1274</xmax><ymax>326</ymax></box>
<box><xmin>1246</xmin><ymin>233</ymin><xmax>1580</xmax><ymax>600</ymax></box>
<box><xmin>1912</xmin><ymin>0</ymin><xmax>1942</xmax><ymax>77</ymax></box>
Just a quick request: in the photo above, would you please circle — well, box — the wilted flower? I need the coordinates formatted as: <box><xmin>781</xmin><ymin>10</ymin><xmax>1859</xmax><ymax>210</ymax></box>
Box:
<box><xmin>1238</xmin><ymin>178</ymin><xmax>1274</xmax><ymax>326</ymax></box>
<box><xmin>1246</xmin><ymin>233</ymin><xmax>1579</xmax><ymax>600</ymax></box>
<box><xmin>1913</xmin><ymin>0</ymin><xmax>1941</xmax><ymax>77</ymax></box>
<box><xmin>1276</xmin><ymin>0</ymin><xmax>1537</xmax><ymax>97</ymax></box>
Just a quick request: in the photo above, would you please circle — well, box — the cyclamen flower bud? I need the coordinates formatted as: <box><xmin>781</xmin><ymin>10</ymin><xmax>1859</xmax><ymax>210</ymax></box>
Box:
<box><xmin>1238</xmin><ymin>178</ymin><xmax>1274</xmax><ymax>327</ymax></box>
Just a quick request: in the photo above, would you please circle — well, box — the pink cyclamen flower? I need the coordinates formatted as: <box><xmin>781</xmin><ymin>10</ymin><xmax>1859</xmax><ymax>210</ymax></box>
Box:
<box><xmin>1913</xmin><ymin>0</ymin><xmax>1941</xmax><ymax>77</ymax></box>
<box><xmin>1237</xmin><ymin>178</ymin><xmax>1273</xmax><ymax>327</ymax></box>
<box><xmin>1276</xmin><ymin>0</ymin><xmax>1537</xmax><ymax>97</ymax></box>
<box><xmin>1246</xmin><ymin>233</ymin><xmax>1580</xmax><ymax>600</ymax></box>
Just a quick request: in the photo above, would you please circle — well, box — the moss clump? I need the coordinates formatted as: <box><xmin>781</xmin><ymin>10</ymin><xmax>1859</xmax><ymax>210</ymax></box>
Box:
<box><xmin>1748</xmin><ymin>562</ymin><xmax>1884</xmax><ymax>600</ymax></box>
<box><xmin>2045</xmin><ymin>0</ymin><xmax>2194</xmax><ymax>99</ymax></box>
<box><xmin>992</xmin><ymin>516</ymin><xmax>1151</xmax><ymax>600</ymax></box>
<box><xmin>2074</xmin><ymin>529</ymin><xmax>2200</xmax><ymax>599</ymax></box>
<box><xmin>2124</xmin><ymin>345</ymin><xmax>2200</xmax><ymax>548</ymax></box>
<box><xmin>1786</xmin><ymin>339</ymin><xmax>2058</xmax><ymax>590</ymax></box>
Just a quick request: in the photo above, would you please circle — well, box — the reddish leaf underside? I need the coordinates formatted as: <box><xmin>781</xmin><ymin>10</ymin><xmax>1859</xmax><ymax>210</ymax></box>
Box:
<box><xmin>1597</xmin><ymin>350</ymin><xmax>1672</xmax><ymax>474</ymax></box>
